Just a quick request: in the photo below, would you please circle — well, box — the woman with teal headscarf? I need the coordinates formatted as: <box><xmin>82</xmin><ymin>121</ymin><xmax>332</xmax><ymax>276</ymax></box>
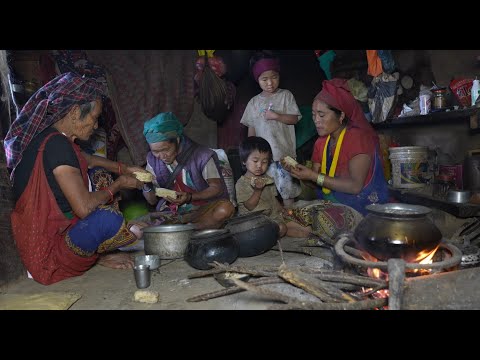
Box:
<box><xmin>141</xmin><ymin>112</ymin><xmax>235</xmax><ymax>229</ymax></box>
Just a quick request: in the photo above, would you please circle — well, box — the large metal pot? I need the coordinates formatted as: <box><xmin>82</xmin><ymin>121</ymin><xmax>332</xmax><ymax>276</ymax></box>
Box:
<box><xmin>224</xmin><ymin>211</ymin><xmax>279</xmax><ymax>257</ymax></box>
<box><xmin>353</xmin><ymin>203</ymin><xmax>442</xmax><ymax>262</ymax></box>
<box><xmin>185</xmin><ymin>229</ymin><xmax>239</xmax><ymax>270</ymax></box>
<box><xmin>143</xmin><ymin>224</ymin><xmax>196</xmax><ymax>259</ymax></box>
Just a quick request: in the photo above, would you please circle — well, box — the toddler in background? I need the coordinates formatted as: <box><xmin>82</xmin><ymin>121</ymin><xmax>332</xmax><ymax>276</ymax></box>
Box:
<box><xmin>235</xmin><ymin>136</ymin><xmax>287</xmax><ymax>238</ymax></box>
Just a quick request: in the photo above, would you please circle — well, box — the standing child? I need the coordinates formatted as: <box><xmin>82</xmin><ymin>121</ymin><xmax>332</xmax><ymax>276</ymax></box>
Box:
<box><xmin>240</xmin><ymin>52</ymin><xmax>302</xmax><ymax>208</ymax></box>
<box><xmin>236</xmin><ymin>137</ymin><xmax>287</xmax><ymax>238</ymax></box>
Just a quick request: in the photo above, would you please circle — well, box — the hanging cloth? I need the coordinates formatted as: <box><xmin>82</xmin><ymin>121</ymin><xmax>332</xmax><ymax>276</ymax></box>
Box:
<box><xmin>366</xmin><ymin>50</ymin><xmax>383</xmax><ymax>77</ymax></box>
<box><xmin>321</xmin><ymin>127</ymin><xmax>347</xmax><ymax>195</ymax></box>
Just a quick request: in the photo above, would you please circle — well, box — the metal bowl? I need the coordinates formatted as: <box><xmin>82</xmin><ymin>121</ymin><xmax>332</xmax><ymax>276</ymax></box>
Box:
<box><xmin>134</xmin><ymin>255</ymin><xmax>161</xmax><ymax>270</ymax></box>
<box><xmin>143</xmin><ymin>223</ymin><xmax>196</xmax><ymax>259</ymax></box>
<box><xmin>447</xmin><ymin>190</ymin><xmax>471</xmax><ymax>204</ymax></box>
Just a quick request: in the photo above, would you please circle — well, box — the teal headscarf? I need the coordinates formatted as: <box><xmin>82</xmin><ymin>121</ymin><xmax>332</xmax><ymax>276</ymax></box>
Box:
<box><xmin>143</xmin><ymin>112</ymin><xmax>184</xmax><ymax>144</ymax></box>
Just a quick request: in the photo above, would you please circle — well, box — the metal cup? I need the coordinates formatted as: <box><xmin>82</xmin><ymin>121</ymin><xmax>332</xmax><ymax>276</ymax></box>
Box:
<box><xmin>133</xmin><ymin>264</ymin><xmax>151</xmax><ymax>289</ymax></box>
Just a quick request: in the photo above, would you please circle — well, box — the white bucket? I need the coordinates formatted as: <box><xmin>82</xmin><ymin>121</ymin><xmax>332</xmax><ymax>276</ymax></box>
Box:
<box><xmin>389</xmin><ymin>146</ymin><xmax>429</xmax><ymax>189</ymax></box>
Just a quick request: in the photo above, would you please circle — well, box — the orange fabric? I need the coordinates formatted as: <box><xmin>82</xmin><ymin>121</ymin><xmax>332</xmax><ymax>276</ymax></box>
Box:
<box><xmin>366</xmin><ymin>50</ymin><xmax>383</xmax><ymax>77</ymax></box>
<box><xmin>11</xmin><ymin>133</ymin><xmax>97</xmax><ymax>285</ymax></box>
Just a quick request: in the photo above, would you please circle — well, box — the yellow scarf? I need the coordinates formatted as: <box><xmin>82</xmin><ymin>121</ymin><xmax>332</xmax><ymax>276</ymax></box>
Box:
<box><xmin>321</xmin><ymin>127</ymin><xmax>347</xmax><ymax>194</ymax></box>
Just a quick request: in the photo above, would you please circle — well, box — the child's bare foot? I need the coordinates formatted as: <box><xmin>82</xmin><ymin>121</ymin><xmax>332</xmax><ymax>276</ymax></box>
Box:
<box><xmin>97</xmin><ymin>252</ymin><xmax>134</xmax><ymax>269</ymax></box>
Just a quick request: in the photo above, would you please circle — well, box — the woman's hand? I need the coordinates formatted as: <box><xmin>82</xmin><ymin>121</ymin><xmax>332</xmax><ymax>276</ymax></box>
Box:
<box><xmin>124</xmin><ymin>164</ymin><xmax>148</xmax><ymax>175</ymax></box>
<box><xmin>289</xmin><ymin>163</ymin><xmax>317</xmax><ymax>182</ymax></box>
<box><xmin>168</xmin><ymin>191</ymin><xmax>190</xmax><ymax>206</ymax></box>
<box><xmin>117</xmin><ymin>174</ymin><xmax>143</xmax><ymax>190</ymax></box>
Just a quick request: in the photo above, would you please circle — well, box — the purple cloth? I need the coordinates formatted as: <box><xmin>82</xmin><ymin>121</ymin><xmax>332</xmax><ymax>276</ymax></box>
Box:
<box><xmin>147</xmin><ymin>136</ymin><xmax>229</xmax><ymax>211</ymax></box>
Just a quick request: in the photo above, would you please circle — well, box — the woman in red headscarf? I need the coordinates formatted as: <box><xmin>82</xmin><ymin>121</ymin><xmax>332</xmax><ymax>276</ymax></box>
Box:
<box><xmin>282</xmin><ymin>79</ymin><xmax>389</xmax><ymax>238</ymax></box>
<box><xmin>4</xmin><ymin>72</ymin><xmax>149</xmax><ymax>285</ymax></box>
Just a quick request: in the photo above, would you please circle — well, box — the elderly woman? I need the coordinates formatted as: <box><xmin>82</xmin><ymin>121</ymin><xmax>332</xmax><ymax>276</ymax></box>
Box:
<box><xmin>4</xmin><ymin>72</ymin><xmax>147</xmax><ymax>285</ymax></box>
<box><xmin>283</xmin><ymin>78</ymin><xmax>389</xmax><ymax>238</ymax></box>
<box><xmin>141</xmin><ymin>112</ymin><xmax>235</xmax><ymax>229</ymax></box>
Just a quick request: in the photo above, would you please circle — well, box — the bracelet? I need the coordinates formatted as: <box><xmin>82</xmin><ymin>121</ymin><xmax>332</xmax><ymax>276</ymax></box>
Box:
<box><xmin>118</xmin><ymin>162</ymin><xmax>123</xmax><ymax>175</ymax></box>
<box><xmin>101</xmin><ymin>187</ymin><xmax>114</xmax><ymax>203</ymax></box>
<box><xmin>186</xmin><ymin>193</ymin><xmax>192</xmax><ymax>204</ymax></box>
<box><xmin>316</xmin><ymin>173</ymin><xmax>326</xmax><ymax>187</ymax></box>
<box><xmin>142</xmin><ymin>183</ymin><xmax>153</xmax><ymax>193</ymax></box>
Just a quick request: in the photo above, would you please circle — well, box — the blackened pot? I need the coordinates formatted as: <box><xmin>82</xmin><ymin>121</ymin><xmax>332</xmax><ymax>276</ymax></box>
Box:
<box><xmin>354</xmin><ymin>203</ymin><xmax>442</xmax><ymax>262</ymax></box>
<box><xmin>224</xmin><ymin>212</ymin><xmax>279</xmax><ymax>257</ymax></box>
<box><xmin>185</xmin><ymin>229</ymin><xmax>239</xmax><ymax>270</ymax></box>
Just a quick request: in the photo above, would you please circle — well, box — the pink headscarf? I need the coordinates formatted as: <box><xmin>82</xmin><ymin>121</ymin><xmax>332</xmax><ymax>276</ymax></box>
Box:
<box><xmin>314</xmin><ymin>78</ymin><xmax>378</xmax><ymax>144</ymax></box>
<box><xmin>252</xmin><ymin>58</ymin><xmax>280</xmax><ymax>82</ymax></box>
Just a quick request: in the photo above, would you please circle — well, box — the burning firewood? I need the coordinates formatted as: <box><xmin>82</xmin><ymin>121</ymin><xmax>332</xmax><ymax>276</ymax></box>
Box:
<box><xmin>299</xmin><ymin>268</ymin><xmax>387</xmax><ymax>288</ymax></box>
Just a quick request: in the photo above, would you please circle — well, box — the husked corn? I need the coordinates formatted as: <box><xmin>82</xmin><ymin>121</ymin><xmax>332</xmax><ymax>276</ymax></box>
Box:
<box><xmin>155</xmin><ymin>187</ymin><xmax>178</xmax><ymax>199</ymax></box>
<box><xmin>133</xmin><ymin>171</ymin><xmax>154</xmax><ymax>182</ymax></box>
<box><xmin>282</xmin><ymin>156</ymin><xmax>298</xmax><ymax>168</ymax></box>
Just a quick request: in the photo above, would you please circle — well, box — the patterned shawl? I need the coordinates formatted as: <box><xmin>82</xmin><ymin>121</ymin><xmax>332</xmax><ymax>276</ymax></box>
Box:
<box><xmin>4</xmin><ymin>72</ymin><xmax>104</xmax><ymax>180</ymax></box>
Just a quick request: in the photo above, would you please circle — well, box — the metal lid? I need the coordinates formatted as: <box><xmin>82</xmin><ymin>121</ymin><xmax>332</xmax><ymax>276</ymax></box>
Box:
<box><xmin>191</xmin><ymin>228</ymin><xmax>230</xmax><ymax>239</ymax></box>
<box><xmin>366</xmin><ymin>203</ymin><xmax>432</xmax><ymax>217</ymax></box>
<box><xmin>142</xmin><ymin>223</ymin><xmax>196</xmax><ymax>233</ymax></box>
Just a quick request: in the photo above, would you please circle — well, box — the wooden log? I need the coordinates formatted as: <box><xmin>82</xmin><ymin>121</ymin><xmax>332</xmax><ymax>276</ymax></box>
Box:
<box><xmin>402</xmin><ymin>267</ymin><xmax>480</xmax><ymax>310</ymax></box>
<box><xmin>231</xmin><ymin>278</ymin><xmax>299</xmax><ymax>304</ymax></box>
<box><xmin>209</xmin><ymin>262</ymin><xmax>277</xmax><ymax>277</ymax></box>
<box><xmin>299</xmin><ymin>268</ymin><xmax>387</xmax><ymax>288</ymax></box>
<box><xmin>188</xmin><ymin>263</ymin><xmax>278</xmax><ymax>279</ymax></box>
<box><xmin>387</xmin><ymin>259</ymin><xmax>406</xmax><ymax>310</ymax></box>
<box><xmin>186</xmin><ymin>277</ymin><xmax>283</xmax><ymax>302</ymax></box>
<box><xmin>278</xmin><ymin>265</ymin><xmax>356</xmax><ymax>303</ymax></box>
<box><xmin>271</xmin><ymin>246</ymin><xmax>334</xmax><ymax>262</ymax></box>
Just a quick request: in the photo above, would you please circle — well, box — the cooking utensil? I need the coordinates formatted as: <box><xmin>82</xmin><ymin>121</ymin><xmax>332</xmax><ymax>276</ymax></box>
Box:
<box><xmin>354</xmin><ymin>203</ymin><xmax>442</xmax><ymax>262</ymax></box>
<box><xmin>184</xmin><ymin>229</ymin><xmax>238</xmax><ymax>270</ymax></box>
<box><xmin>134</xmin><ymin>255</ymin><xmax>161</xmax><ymax>270</ymax></box>
<box><xmin>225</xmin><ymin>212</ymin><xmax>279</xmax><ymax>257</ymax></box>
<box><xmin>446</xmin><ymin>190</ymin><xmax>471</xmax><ymax>203</ymax></box>
<box><xmin>133</xmin><ymin>264</ymin><xmax>151</xmax><ymax>289</ymax></box>
<box><xmin>143</xmin><ymin>223</ymin><xmax>196</xmax><ymax>259</ymax></box>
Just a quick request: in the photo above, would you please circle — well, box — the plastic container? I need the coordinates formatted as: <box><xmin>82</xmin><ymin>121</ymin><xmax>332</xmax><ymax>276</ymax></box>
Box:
<box><xmin>432</xmin><ymin>88</ymin><xmax>447</xmax><ymax>109</ymax></box>
<box><xmin>389</xmin><ymin>146</ymin><xmax>429</xmax><ymax>189</ymax></box>
<box><xmin>472</xmin><ymin>79</ymin><xmax>480</xmax><ymax>106</ymax></box>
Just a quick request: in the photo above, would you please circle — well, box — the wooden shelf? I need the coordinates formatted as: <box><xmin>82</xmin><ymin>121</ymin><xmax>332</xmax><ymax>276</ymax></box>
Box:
<box><xmin>372</xmin><ymin>108</ymin><xmax>478</xmax><ymax>130</ymax></box>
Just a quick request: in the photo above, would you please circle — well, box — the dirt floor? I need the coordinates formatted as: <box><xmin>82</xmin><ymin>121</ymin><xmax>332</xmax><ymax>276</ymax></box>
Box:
<box><xmin>1</xmin><ymin>204</ymin><xmax>471</xmax><ymax>310</ymax></box>
<box><xmin>0</xmin><ymin>236</ymin><xmax>333</xmax><ymax>310</ymax></box>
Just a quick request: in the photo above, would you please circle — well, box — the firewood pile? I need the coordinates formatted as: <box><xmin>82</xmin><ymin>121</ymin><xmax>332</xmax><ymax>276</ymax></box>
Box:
<box><xmin>186</xmin><ymin>260</ymin><xmax>388</xmax><ymax>310</ymax></box>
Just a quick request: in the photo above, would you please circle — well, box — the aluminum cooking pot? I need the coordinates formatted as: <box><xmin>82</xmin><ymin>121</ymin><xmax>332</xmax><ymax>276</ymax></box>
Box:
<box><xmin>353</xmin><ymin>203</ymin><xmax>442</xmax><ymax>262</ymax></box>
<box><xmin>143</xmin><ymin>223</ymin><xmax>196</xmax><ymax>259</ymax></box>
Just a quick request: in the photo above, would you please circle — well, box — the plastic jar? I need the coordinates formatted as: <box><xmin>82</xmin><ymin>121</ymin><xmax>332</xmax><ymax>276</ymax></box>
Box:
<box><xmin>432</xmin><ymin>88</ymin><xmax>447</xmax><ymax>109</ymax></box>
